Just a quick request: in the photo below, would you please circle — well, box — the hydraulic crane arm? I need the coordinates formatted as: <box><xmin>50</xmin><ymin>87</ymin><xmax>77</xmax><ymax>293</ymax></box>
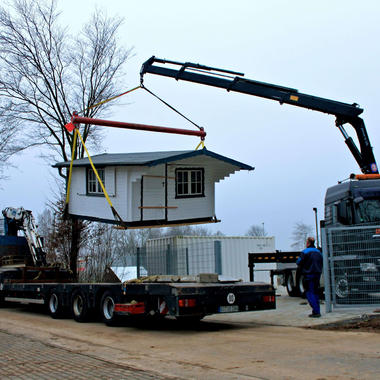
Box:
<box><xmin>141</xmin><ymin>56</ymin><xmax>378</xmax><ymax>174</ymax></box>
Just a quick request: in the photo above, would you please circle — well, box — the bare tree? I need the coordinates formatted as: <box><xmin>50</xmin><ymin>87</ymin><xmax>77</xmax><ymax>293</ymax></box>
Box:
<box><xmin>0</xmin><ymin>123</ymin><xmax>17</xmax><ymax>180</ymax></box>
<box><xmin>0</xmin><ymin>0</ymin><xmax>132</xmax><ymax>276</ymax></box>
<box><xmin>38</xmin><ymin>190</ymin><xmax>90</xmax><ymax>269</ymax></box>
<box><xmin>246</xmin><ymin>224</ymin><xmax>268</xmax><ymax>237</ymax></box>
<box><xmin>162</xmin><ymin>225</ymin><xmax>213</xmax><ymax>237</ymax></box>
<box><xmin>0</xmin><ymin>108</ymin><xmax>27</xmax><ymax>180</ymax></box>
<box><xmin>79</xmin><ymin>223</ymin><xmax>118</xmax><ymax>282</ymax></box>
<box><xmin>78</xmin><ymin>226</ymin><xmax>162</xmax><ymax>281</ymax></box>
<box><xmin>37</xmin><ymin>208</ymin><xmax>58</xmax><ymax>264</ymax></box>
<box><xmin>291</xmin><ymin>221</ymin><xmax>313</xmax><ymax>250</ymax></box>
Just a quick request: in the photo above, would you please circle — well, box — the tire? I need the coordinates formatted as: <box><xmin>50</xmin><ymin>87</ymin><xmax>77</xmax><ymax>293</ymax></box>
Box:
<box><xmin>334</xmin><ymin>275</ymin><xmax>349</xmax><ymax>302</ymax></box>
<box><xmin>296</xmin><ymin>274</ymin><xmax>306</xmax><ymax>298</ymax></box>
<box><xmin>71</xmin><ymin>290</ymin><xmax>90</xmax><ymax>322</ymax></box>
<box><xmin>285</xmin><ymin>272</ymin><xmax>298</xmax><ymax>297</ymax></box>
<box><xmin>100</xmin><ymin>291</ymin><xmax>120</xmax><ymax>326</ymax></box>
<box><xmin>48</xmin><ymin>291</ymin><xmax>66</xmax><ymax>319</ymax></box>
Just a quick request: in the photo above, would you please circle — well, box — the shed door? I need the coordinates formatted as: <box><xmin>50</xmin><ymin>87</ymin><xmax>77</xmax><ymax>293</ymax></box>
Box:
<box><xmin>141</xmin><ymin>176</ymin><xmax>166</xmax><ymax>221</ymax></box>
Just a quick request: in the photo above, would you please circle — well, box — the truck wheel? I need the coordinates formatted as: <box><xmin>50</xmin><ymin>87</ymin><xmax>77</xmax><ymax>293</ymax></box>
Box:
<box><xmin>100</xmin><ymin>291</ymin><xmax>120</xmax><ymax>326</ymax></box>
<box><xmin>48</xmin><ymin>291</ymin><xmax>66</xmax><ymax>319</ymax></box>
<box><xmin>296</xmin><ymin>274</ymin><xmax>306</xmax><ymax>298</ymax></box>
<box><xmin>335</xmin><ymin>275</ymin><xmax>349</xmax><ymax>302</ymax></box>
<box><xmin>71</xmin><ymin>290</ymin><xmax>90</xmax><ymax>322</ymax></box>
<box><xmin>285</xmin><ymin>273</ymin><xmax>298</xmax><ymax>297</ymax></box>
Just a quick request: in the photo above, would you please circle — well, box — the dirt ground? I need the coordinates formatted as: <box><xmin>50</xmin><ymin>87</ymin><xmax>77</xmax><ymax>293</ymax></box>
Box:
<box><xmin>311</xmin><ymin>314</ymin><xmax>380</xmax><ymax>333</ymax></box>
<box><xmin>1</xmin><ymin>297</ymin><xmax>380</xmax><ymax>380</ymax></box>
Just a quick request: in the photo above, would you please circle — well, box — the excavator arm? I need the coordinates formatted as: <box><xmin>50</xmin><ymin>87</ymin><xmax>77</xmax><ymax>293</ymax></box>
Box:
<box><xmin>141</xmin><ymin>56</ymin><xmax>378</xmax><ymax>174</ymax></box>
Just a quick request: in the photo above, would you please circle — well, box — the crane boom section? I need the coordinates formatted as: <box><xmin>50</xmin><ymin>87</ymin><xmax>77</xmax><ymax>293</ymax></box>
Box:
<box><xmin>141</xmin><ymin>56</ymin><xmax>377</xmax><ymax>174</ymax></box>
<box><xmin>141</xmin><ymin>59</ymin><xmax>362</xmax><ymax>118</ymax></box>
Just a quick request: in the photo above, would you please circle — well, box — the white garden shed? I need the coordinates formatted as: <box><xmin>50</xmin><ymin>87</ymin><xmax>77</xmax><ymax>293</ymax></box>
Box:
<box><xmin>53</xmin><ymin>148</ymin><xmax>253</xmax><ymax>228</ymax></box>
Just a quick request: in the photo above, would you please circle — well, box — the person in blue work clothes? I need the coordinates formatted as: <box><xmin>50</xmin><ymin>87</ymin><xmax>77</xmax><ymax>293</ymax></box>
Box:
<box><xmin>296</xmin><ymin>237</ymin><xmax>323</xmax><ymax>318</ymax></box>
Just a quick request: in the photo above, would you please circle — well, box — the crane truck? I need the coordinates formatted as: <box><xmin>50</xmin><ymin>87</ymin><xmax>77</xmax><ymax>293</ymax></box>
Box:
<box><xmin>0</xmin><ymin>208</ymin><xmax>275</xmax><ymax>324</ymax></box>
<box><xmin>140</xmin><ymin>57</ymin><xmax>380</xmax><ymax>303</ymax></box>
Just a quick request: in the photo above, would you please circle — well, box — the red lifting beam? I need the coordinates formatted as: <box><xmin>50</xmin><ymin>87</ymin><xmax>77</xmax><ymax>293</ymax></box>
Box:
<box><xmin>65</xmin><ymin>113</ymin><xmax>206</xmax><ymax>140</ymax></box>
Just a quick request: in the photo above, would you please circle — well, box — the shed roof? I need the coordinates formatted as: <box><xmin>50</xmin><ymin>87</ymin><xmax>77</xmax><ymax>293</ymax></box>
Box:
<box><xmin>53</xmin><ymin>148</ymin><xmax>254</xmax><ymax>171</ymax></box>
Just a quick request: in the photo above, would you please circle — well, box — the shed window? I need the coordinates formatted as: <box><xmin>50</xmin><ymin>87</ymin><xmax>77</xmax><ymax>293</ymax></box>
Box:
<box><xmin>176</xmin><ymin>168</ymin><xmax>204</xmax><ymax>198</ymax></box>
<box><xmin>87</xmin><ymin>168</ymin><xmax>105</xmax><ymax>195</ymax></box>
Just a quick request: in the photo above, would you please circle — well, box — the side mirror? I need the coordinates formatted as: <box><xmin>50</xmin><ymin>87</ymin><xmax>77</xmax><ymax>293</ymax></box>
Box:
<box><xmin>335</xmin><ymin>200</ymin><xmax>349</xmax><ymax>225</ymax></box>
<box><xmin>354</xmin><ymin>196</ymin><xmax>364</xmax><ymax>204</ymax></box>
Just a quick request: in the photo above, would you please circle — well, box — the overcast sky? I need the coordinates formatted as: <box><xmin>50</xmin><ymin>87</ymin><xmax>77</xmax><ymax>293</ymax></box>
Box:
<box><xmin>1</xmin><ymin>0</ymin><xmax>380</xmax><ymax>249</ymax></box>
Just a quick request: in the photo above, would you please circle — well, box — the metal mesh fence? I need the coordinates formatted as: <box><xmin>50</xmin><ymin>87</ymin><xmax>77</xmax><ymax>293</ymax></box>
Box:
<box><xmin>323</xmin><ymin>225</ymin><xmax>380</xmax><ymax>307</ymax></box>
<box><xmin>131</xmin><ymin>239</ymin><xmax>220</xmax><ymax>277</ymax></box>
<box><xmin>0</xmin><ymin>218</ymin><xmax>5</xmax><ymax>235</ymax></box>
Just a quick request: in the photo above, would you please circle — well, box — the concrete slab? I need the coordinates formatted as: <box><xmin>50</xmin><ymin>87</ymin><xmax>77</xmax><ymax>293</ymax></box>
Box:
<box><xmin>206</xmin><ymin>286</ymin><xmax>379</xmax><ymax>327</ymax></box>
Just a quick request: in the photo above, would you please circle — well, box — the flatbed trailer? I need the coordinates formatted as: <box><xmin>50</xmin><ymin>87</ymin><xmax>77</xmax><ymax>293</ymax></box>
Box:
<box><xmin>0</xmin><ymin>213</ymin><xmax>275</xmax><ymax>325</ymax></box>
<box><xmin>0</xmin><ymin>272</ymin><xmax>276</xmax><ymax>325</ymax></box>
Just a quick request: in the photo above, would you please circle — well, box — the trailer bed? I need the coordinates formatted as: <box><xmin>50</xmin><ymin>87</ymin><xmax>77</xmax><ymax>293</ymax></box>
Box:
<box><xmin>0</xmin><ymin>274</ymin><xmax>275</xmax><ymax>325</ymax></box>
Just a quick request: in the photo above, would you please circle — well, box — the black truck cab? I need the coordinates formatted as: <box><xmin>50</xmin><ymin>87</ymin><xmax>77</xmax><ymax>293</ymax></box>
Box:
<box><xmin>324</xmin><ymin>178</ymin><xmax>380</xmax><ymax>227</ymax></box>
<box><xmin>324</xmin><ymin>177</ymin><xmax>380</xmax><ymax>302</ymax></box>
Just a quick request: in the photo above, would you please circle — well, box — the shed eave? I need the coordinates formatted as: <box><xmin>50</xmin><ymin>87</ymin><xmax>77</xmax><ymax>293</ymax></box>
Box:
<box><xmin>146</xmin><ymin>149</ymin><xmax>254</xmax><ymax>171</ymax></box>
<box><xmin>52</xmin><ymin>148</ymin><xmax>254</xmax><ymax>171</ymax></box>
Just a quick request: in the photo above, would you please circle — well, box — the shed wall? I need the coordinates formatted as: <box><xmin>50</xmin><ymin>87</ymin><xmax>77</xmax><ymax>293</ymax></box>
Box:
<box><xmin>68</xmin><ymin>166</ymin><xmax>129</xmax><ymax>221</ymax></box>
<box><xmin>141</xmin><ymin>166</ymin><xmax>166</xmax><ymax>221</ymax></box>
<box><xmin>166</xmin><ymin>156</ymin><xmax>238</xmax><ymax>221</ymax></box>
<box><xmin>67</xmin><ymin>155</ymin><xmax>245</xmax><ymax>225</ymax></box>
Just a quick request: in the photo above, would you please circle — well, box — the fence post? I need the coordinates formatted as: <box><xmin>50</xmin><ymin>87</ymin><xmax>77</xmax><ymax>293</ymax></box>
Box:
<box><xmin>214</xmin><ymin>240</ymin><xmax>222</xmax><ymax>275</ymax></box>
<box><xmin>166</xmin><ymin>244</ymin><xmax>171</xmax><ymax>275</ymax></box>
<box><xmin>321</xmin><ymin>227</ymin><xmax>332</xmax><ymax>313</ymax></box>
<box><xmin>136</xmin><ymin>246</ymin><xmax>141</xmax><ymax>279</ymax></box>
<box><xmin>185</xmin><ymin>248</ymin><xmax>189</xmax><ymax>275</ymax></box>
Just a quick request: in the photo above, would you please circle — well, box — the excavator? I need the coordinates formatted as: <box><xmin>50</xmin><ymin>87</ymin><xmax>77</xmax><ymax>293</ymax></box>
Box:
<box><xmin>1</xmin><ymin>207</ymin><xmax>72</xmax><ymax>282</ymax></box>
<box><xmin>140</xmin><ymin>57</ymin><xmax>380</xmax><ymax>303</ymax></box>
<box><xmin>1</xmin><ymin>207</ymin><xmax>47</xmax><ymax>267</ymax></box>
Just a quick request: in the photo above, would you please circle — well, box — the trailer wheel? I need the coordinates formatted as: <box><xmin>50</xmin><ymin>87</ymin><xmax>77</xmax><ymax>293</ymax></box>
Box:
<box><xmin>48</xmin><ymin>291</ymin><xmax>66</xmax><ymax>319</ymax></box>
<box><xmin>285</xmin><ymin>273</ymin><xmax>298</xmax><ymax>297</ymax></box>
<box><xmin>296</xmin><ymin>273</ymin><xmax>306</xmax><ymax>298</ymax></box>
<box><xmin>100</xmin><ymin>291</ymin><xmax>120</xmax><ymax>326</ymax></box>
<box><xmin>71</xmin><ymin>290</ymin><xmax>90</xmax><ymax>322</ymax></box>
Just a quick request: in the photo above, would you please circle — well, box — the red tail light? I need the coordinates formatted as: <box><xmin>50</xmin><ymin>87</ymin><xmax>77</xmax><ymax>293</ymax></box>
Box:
<box><xmin>263</xmin><ymin>295</ymin><xmax>275</xmax><ymax>303</ymax></box>
<box><xmin>178</xmin><ymin>298</ymin><xmax>197</xmax><ymax>307</ymax></box>
<box><xmin>114</xmin><ymin>302</ymin><xmax>145</xmax><ymax>314</ymax></box>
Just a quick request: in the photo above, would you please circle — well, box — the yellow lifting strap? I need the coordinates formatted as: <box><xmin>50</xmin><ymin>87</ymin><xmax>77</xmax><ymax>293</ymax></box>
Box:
<box><xmin>64</xmin><ymin>83</ymin><xmax>205</xmax><ymax>223</ymax></box>
<box><xmin>64</xmin><ymin>85</ymin><xmax>143</xmax><ymax>224</ymax></box>
<box><xmin>64</xmin><ymin>129</ymin><xmax>78</xmax><ymax>210</ymax></box>
<box><xmin>195</xmin><ymin>140</ymin><xmax>205</xmax><ymax>150</ymax></box>
<box><xmin>64</xmin><ymin>128</ymin><xmax>125</xmax><ymax>226</ymax></box>
<box><xmin>79</xmin><ymin>85</ymin><xmax>141</xmax><ymax>114</ymax></box>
